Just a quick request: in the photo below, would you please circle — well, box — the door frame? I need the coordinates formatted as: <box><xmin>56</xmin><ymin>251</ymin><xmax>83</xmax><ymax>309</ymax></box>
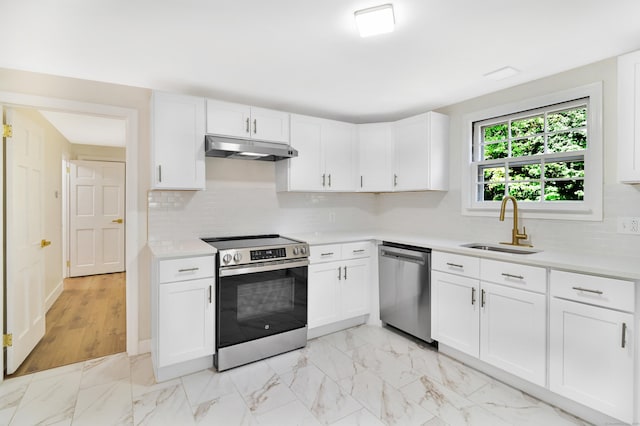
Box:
<box><xmin>0</xmin><ymin>91</ymin><xmax>140</xmax><ymax>381</ymax></box>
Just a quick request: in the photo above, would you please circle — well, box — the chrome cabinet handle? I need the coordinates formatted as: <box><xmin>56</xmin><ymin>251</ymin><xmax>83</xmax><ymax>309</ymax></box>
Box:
<box><xmin>253</xmin><ymin>119</ymin><xmax>257</xmax><ymax>134</ymax></box>
<box><xmin>360</xmin><ymin>175</ymin><xmax>363</xmax><ymax>188</ymax></box>
<box><xmin>246</xmin><ymin>117</ymin><xmax>250</xmax><ymax>133</ymax></box>
<box><xmin>501</xmin><ymin>273</ymin><xmax>524</xmax><ymax>280</ymax></box>
<box><xmin>481</xmin><ymin>289</ymin><xmax>486</xmax><ymax>307</ymax></box>
<box><xmin>338</xmin><ymin>266</ymin><xmax>342</xmax><ymax>280</ymax></box>
<box><xmin>622</xmin><ymin>322</ymin><xmax>627</xmax><ymax>348</ymax></box>
<box><xmin>446</xmin><ymin>262</ymin><xmax>463</xmax><ymax>268</ymax></box>
<box><xmin>572</xmin><ymin>286</ymin><xmax>604</xmax><ymax>295</ymax></box>
<box><xmin>328</xmin><ymin>174</ymin><xmax>331</xmax><ymax>187</ymax></box>
<box><xmin>394</xmin><ymin>174</ymin><xmax>398</xmax><ymax>187</ymax></box>
<box><xmin>344</xmin><ymin>266</ymin><xmax>347</xmax><ymax>280</ymax></box>
<box><xmin>208</xmin><ymin>285</ymin><xmax>212</xmax><ymax>304</ymax></box>
<box><xmin>353</xmin><ymin>249</ymin><xmax>365</xmax><ymax>253</ymax></box>
<box><xmin>322</xmin><ymin>174</ymin><xmax>326</xmax><ymax>187</ymax></box>
<box><xmin>321</xmin><ymin>252</ymin><xmax>334</xmax><ymax>257</ymax></box>
<box><xmin>158</xmin><ymin>165</ymin><xmax>162</xmax><ymax>182</ymax></box>
<box><xmin>471</xmin><ymin>287</ymin><xmax>476</xmax><ymax>305</ymax></box>
<box><xmin>178</xmin><ymin>267</ymin><xmax>199</xmax><ymax>272</ymax></box>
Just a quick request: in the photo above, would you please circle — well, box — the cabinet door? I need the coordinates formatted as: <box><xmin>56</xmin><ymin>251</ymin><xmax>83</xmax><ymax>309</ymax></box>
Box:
<box><xmin>287</xmin><ymin>115</ymin><xmax>324</xmax><ymax>191</ymax></box>
<box><xmin>480</xmin><ymin>282</ymin><xmax>546</xmax><ymax>386</ymax></box>
<box><xmin>431</xmin><ymin>271</ymin><xmax>480</xmax><ymax>357</ymax></box>
<box><xmin>341</xmin><ymin>258</ymin><xmax>370</xmax><ymax>319</ymax></box>
<box><xmin>323</xmin><ymin>120</ymin><xmax>357</xmax><ymax>191</ymax></box>
<box><xmin>151</xmin><ymin>92</ymin><xmax>205</xmax><ymax>190</ymax></box>
<box><xmin>205</xmin><ymin>99</ymin><xmax>251</xmax><ymax>139</ymax></box>
<box><xmin>308</xmin><ymin>263</ymin><xmax>341</xmax><ymax>328</ymax></box>
<box><xmin>158</xmin><ymin>278</ymin><xmax>215</xmax><ymax>367</ymax></box>
<box><xmin>617</xmin><ymin>50</ymin><xmax>640</xmax><ymax>183</ymax></box>
<box><xmin>393</xmin><ymin>113</ymin><xmax>429</xmax><ymax>191</ymax></box>
<box><xmin>358</xmin><ymin>123</ymin><xmax>393</xmax><ymax>191</ymax></box>
<box><xmin>250</xmin><ymin>106</ymin><xmax>290</xmax><ymax>144</ymax></box>
<box><xmin>550</xmin><ymin>298</ymin><xmax>634</xmax><ymax>423</ymax></box>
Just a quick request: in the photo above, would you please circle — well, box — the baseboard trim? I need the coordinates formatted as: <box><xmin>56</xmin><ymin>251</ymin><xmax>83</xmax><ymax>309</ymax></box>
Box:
<box><xmin>137</xmin><ymin>339</ymin><xmax>151</xmax><ymax>355</ymax></box>
<box><xmin>45</xmin><ymin>281</ymin><xmax>64</xmax><ymax>312</ymax></box>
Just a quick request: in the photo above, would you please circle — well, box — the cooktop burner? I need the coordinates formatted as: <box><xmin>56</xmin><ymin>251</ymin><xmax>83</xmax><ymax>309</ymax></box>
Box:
<box><xmin>202</xmin><ymin>234</ymin><xmax>309</xmax><ymax>266</ymax></box>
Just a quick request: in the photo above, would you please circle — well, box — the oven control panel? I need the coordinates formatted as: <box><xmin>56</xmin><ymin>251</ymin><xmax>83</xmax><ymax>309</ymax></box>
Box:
<box><xmin>250</xmin><ymin>248</ymin><xmax>286</xmax><ymax>261</ymax></box>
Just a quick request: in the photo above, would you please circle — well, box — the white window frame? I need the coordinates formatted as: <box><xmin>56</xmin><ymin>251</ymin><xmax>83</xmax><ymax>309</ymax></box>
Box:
<box><xmin>461</xmin><ymin>82</ymin><xmax>603</xmax><ymax>221</ymax></box>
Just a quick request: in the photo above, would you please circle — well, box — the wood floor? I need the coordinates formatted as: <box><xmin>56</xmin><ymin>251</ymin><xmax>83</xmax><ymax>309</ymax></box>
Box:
<box><xmin>8</xmin><ymin>272</ymin><xmax>126</xmax><ymax>378</ymax></box>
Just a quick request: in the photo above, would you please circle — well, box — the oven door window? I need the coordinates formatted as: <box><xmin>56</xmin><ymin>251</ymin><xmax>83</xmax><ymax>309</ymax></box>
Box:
<box><xmin>217</xmin><ymin>266</ymin><xmax>307</xmax><ymax>348</ymax></box>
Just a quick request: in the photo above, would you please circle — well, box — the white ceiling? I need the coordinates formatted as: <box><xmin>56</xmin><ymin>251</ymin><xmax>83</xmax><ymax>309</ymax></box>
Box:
<box><xmin>2</xmin><ymin>1</ymin><xmax>640</xmax><ymax>123</ymax></box>
<box><xmin>39</xmin><ymin>110</ymin><xmax>126</xmax><ymax>147</ymax></box>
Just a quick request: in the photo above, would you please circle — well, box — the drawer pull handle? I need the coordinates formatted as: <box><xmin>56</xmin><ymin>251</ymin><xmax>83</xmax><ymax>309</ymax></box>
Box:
<box><xmin>572</xmin><ymin>286</ymin><xmax>603</xmax><ymax>295</ymax></box>
<box><xmin>344</xmin><ymin>266</ymin><xmax>347</xmax><ymax>280</ymax></box>
<box><xmin>178</xmin><ymin>267</ymin><xmax>199</xmax><ymax>272</ymax></box>
<box><xmin>353</xmin><ymin>249</ymin><xmax>365</xmax><ymax>253</ymax></box>
<box><xmin>208</xmin><ymin>285</ymin><xmax>212</xmax><ymax>304</ymax></box>
<box><xmin>622</xmin><ymin>322</ymin><xmax>627</xmax><ymax>348</ymax></box>
<box><xmin>471</xmin><ymin>287</ymin><xmax>476</xmax><ymax>305</ymax></box>
<box><xmin>481</xmin><ymin>289</ymin><xmax>486</xmax><ymax>307</ymax></box>
<box><xmin>321</xmin><ymin>252</ymin><xmax>334</xmax><ymax>257</ymax></box>
<box><xmin>338</xmin><ymin>266</ymin><xmax>342</xmax><ymax>281</ymax></box>
<box><xmin>446</xmin><ymin>262</ymin><xmax>463</xmax><ymax>268</ymax></box>
<box><xmin>501</xmin><ymin>273</ymin><xmax>524</xmax><ymax>280</ymax></box>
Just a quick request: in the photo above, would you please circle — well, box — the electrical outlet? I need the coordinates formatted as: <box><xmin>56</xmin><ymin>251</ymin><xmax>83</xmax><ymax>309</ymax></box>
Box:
<box><xmin>617</xmin><ymin>217</ymin><xmax>640</xmax><ymax>235</ymax></box>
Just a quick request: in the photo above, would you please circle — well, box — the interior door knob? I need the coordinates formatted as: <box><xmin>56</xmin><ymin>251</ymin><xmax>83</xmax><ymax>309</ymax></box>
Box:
<box><xmin>40</xmin><ymin>239</ymin><xmax>51</xmax><ymax>248</ymax></box>
<box><xmin>112</xmin><ymin>218</ymin><xmax>124</xmax><ymax>224</ymax></box>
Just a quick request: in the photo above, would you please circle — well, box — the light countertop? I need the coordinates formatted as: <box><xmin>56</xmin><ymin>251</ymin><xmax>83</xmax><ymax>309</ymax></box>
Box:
<box><xmin>148</xmin><ymin>239</ymin><xmax>216</xmax><ymax>259</ymax></box>
<box><xmin>286</xmin><ymin>231</ymin><xmax>640</xmax><ymax>281</ymax></box>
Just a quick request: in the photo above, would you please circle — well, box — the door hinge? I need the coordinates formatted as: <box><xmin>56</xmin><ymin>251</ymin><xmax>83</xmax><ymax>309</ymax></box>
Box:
<box><xmin>66</xmin><ymin>260</ymin><xmax>70</xmax><ymax>267</ymax></box>
<box><xmin>3</xmin><ymin>124</ymin><xmax>12</xmax><ymax>138</ymax></box>
<box><xmin>3</xmin><ymin>334</ymin><xmax>12</xmax><ymax>347</ymax></box>
<box><xmin>66</xmin><ymin>166</ymin><xmax>70</xmax><ymax>174</ymax></box>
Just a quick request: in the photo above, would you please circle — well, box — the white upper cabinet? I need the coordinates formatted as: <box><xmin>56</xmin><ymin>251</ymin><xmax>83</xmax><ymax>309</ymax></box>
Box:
<box><xmin>206</xmin><ymin>99</ymin><xmax>289</xmax><ymax>144</ymax></box>
<box><xmin>276</xmin><ymin>114</ymin><xmax>356</xmax><ymax>192</ymax></box>
<box><xmin>393</xmin><ymin>112</ymin><xmax>449</xmax><ymax>191</ymax></box>
<box><xmin>357</xmin><ymin>123</ymin><xmax>394</xmax><ymax>191</ymax></box>
<box><xmin>151</xmin><ymin>91</ymin><xmax>206</xmax><ymax>190</ymax></box>
<box><xmin>617</xmin><ymin>50</ymin><xmax>640</xmax><ymax>183</ymax></box>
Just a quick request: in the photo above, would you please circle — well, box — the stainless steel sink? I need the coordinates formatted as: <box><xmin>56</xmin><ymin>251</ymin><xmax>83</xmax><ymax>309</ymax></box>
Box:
<box><xmin>461</xmin><ymin>243</ymin><xmax>541</xmax><ymax>255</ymax></box>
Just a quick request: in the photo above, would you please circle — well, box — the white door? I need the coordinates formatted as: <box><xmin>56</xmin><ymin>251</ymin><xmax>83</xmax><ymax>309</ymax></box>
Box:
<box><xmin>393</xmin><ymin>114</ymin><xmax>429</xmax><ymax>191</ymax></box>
<box><xmin>308</xmin><ymin>263</ymin><xmax>341</xmax><ymax>328</ymax></box>
<box><xmin>480</xmin><ymin>282</ymin><xmax>546</xmax><ymax>386</ymax></box>
<box><xmin>5</xmin><ymin>108</ymin><xmax>47</xmax><ymax>374</ymax></box>
<box><xmin>340</xmin><ymin>258</ymin><xmax>370</xmax><ymax>319</ymax></box>
<box><xmin>431</xmin><ymin>271</ymin><xmax>480</xmax><ymax>357</ymax></box>
<box><xmin>358</xmin><ymin>123</ymin><xmax>393</xmax><ymax>191</ymax></box>
<box><xmin>69</xmin><ymin>160</ymin><xmax>125</xmax><ymax>277</ymax></box>
<box><xmin>288</xmin><ymin>115</ymin><xmax>323</xmax><ymax>191</ymax></box>
<box><xmin>205</xmin><ymin>99</ymin><xmax>251</xmax><ymax>139</ymax></box>
<box><xmin>323</xmin><ymin>121</ymin><xmax>356</xmax><ymax>191</ymax></box>
<box><xmin>250</xmin><ymin>106</ymin><xmax>290</xmax><ymax>144</ymax></box>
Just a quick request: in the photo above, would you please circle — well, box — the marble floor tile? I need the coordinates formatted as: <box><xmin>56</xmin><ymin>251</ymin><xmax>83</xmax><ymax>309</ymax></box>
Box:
<box><xmin>73</xmin><ymin>380</ymin><xmax>133</xmax><ymax>426</ymax></box>
<box><xmin>307</xmin><ymin>342</ymin><xmax>366</xmax><ymax>383</ymax></box>
<box><xmin>347</xmin><ymin>343</ymin><xmax>420</xmax><ymax>389</ymax></box>
<box><xmin>0</xmin><ymin>374</ymin><xmax>31</xmax><ymax>422</ymax></box>
<box><xmin>281</xmin><ymin>364</ymin><xmax>362</xmax><ymax>424</ymax></box>
<box><xmin>240</xmin><ymin>374</ymin><xmax>298</xmax><ymax>415</ymax></box>
<box><xmin>329</xmin><ymin>408</ymin><xmax>384</xmax><ymax>426</ymax></box>
<box><xmin>378</xmin><ymin>381</ymin><xmax>435</xmax><ymax>425</ymax></box>
<box><xmin>129</xmin><ymin>353</ymin><xmax>180</xmax><ymax>398</ymax></box>
<box><xmin>255</xmin><ymin>399</ymin><xmax>320</xmax><ymax>426</ymax></box>
<box><xmin>192</xmin><ymin>392</ymin><xmax>256</xmax><ymax>425</ymax></box>
<box><xmin>132</xmin><ymin>383</ymin><xmax>195</xmax><ymax>425</ymax></box>
<box><xmin>10</xmin><ymin>369</ymin><xmax>82</xmax><ymax>426</ymax></box>
<box><xmin>316</xmin><ymin>328</ymin><xmax>369</xmax><ymax>353</ymax></box>
<box><xmin>80</xmin><ymin>352</ymin><xmax>131</xmax><ymax>390</ymax></box>
<box><xmin>181</xmin><ymin>368</ymin><xmax>236</xmax><ymax>407</ymax></box>
<box><xmin>337</xmin><ymin>369</ymin><xmax>385</xmax><ymax>417</ymax></box>
<box><xmin>468</xmin><ymin>380</ymin><xmax>591</xmax><ymax>426</ymax></box>
<box><xmin>27</xmin><ymin>360</ymin><xmax>85</xmax><ymax>382</ymax></box>
<box><xmin>265</xmin><ymin>347</ymin><xmax>311</xmax><ymax>375</ymax></box>
<box><xmin>417</xmin><ymin>353</ymin><xmax>492</xmax><ymax>397</ymax></box>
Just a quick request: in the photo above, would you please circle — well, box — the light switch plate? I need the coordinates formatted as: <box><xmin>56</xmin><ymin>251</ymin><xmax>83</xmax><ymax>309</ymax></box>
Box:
<box><xmin>617</xmin><ymin>217</ymin><xmax>640</xmax><ymax>235</ymax></box>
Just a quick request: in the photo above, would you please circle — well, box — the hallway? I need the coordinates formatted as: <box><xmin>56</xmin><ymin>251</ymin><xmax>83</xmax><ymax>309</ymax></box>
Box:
<box><xmin>8</xmin><ymin>272</ymin><xmax>126</xmax><ymax>378</ymax></box>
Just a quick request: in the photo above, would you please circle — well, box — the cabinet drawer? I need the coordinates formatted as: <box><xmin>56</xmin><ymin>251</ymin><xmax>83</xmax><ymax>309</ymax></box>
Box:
<box><xmin>342</xmin><ymin>241</ymin><xmax>371</xmax><ymax>260</ymax></box>
<box><xmin>550</xmin><ymin>270</ymin><xmax>635</xmax><ymax>312</ymax></box>
<box><xmin>432</xmin><ymin>251</ymin><xmax>480</xmax><ymax>278</ymax></box>
<box><xmin>309</xmin><ymin>244</ymin><xmax>342</xmax><ymax>264</ymax></box>
<box><xmin>159</xmin><ymin>255</ymin><xmax>215</xmax><ymax>283</ymax></box>
<box><xmin>481</xmin><ymin>259</ymin><xmax>546</xmax><ymax>293</ymax></box>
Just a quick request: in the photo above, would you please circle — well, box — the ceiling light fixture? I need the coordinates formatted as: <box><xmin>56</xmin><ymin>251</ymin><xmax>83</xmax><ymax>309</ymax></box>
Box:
<box><xmin>354</xmin><ymin>4</ymin><xmax>395</xmax><ymax>38</ymax></box>
<box><xmin>484</xmin><ymin>66</ymin><xmax>520</xmax><ymax>81</ymax></box>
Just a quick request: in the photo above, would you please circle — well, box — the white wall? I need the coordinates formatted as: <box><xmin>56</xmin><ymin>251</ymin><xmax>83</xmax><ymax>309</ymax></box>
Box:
<box><xmin>376</xmin><ymin>57</ymin><xmax>640</xmax><ymax>257</ymax></box>
<box><xmin>148</xmin><ymin>158</ymin><xmax>377</xmax><ymax>240</ymax></box>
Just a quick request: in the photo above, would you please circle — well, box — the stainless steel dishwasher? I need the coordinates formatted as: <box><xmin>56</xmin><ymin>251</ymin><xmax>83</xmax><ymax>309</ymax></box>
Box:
<box><xmin>378</xmin><ymin>242</ymin><xmax>432</xmax><ymax>343</ymax></box>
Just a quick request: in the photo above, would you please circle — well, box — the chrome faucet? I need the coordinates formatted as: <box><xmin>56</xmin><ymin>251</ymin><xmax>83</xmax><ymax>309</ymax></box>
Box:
<box><xmin>499</xmin><ymin>196</ymin><xmax>531</xmax><ymax>247</ymax></box>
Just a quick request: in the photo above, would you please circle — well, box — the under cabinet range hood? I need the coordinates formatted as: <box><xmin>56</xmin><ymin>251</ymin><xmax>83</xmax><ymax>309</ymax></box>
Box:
<box><xmin>205</xmin><ymin>135</ymin><xmax>298</xmax><ymax>161</ymax></box>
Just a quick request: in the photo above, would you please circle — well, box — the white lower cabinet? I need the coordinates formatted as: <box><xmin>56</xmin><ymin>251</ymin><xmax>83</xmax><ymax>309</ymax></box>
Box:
<box><xmin>151</xmin><ymin>252</ymin><xmax>215</xmax><ymax>381</ymax></box>
<box><xmin>431</xmin><ymin>252</ymin><xmax>547</xmax><ymax>386</ymax></box>
<box><xmin>308</xmin><ymin>242</ymin><xmax>371</xmax><ymax>329</ymax></box>
<box><xmin>549</xmin><ymin>270</ymin><xmax>635</xmax><ymax>423</ymax></box>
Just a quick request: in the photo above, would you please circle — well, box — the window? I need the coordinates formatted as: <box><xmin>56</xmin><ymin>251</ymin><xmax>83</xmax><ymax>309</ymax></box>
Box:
<box><xmin>463</xmin><ymin>83</ymin><xmax>602</xmax><ymax>220</ymax></box>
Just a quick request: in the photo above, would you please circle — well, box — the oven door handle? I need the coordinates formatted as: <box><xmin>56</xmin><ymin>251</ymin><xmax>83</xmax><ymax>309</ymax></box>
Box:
<box><xmin>219</xmin><ymin>259</ymin><xmax>309</xmax><ymax>277</ymax></box>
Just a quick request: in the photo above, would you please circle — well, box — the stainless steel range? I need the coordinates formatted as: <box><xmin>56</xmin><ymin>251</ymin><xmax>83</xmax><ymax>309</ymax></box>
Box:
<box><xmin>202</xmin><ymin>235</ymin><xmax>309</xmax><ymax>371</ymax></box>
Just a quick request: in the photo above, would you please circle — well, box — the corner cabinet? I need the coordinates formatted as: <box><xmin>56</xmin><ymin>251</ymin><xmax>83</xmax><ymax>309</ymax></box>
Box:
<box><xmin>151</xmin><ymin>253</ymin><xmax>215</xmax><ymax>382</ymax></box>
<box><xmin>308</xmin><ymin>241</ymin><xmax>371</xmax><ymax>330</ymax></box>
<box><xmin>618</xmin><ymin>50</ymin><xmax>640</xmax><ymax>183</ymax></box>
<box><xmin>549</xmin><ymin>270</ymin><xmax>635</xmax><ymax>424</ymax></box>
<box><xmin>276</xmin><ymin>114</ymin><xmax>357</xmax><ymax>192</ymax></box>
<box><xmin>205</xmin><ymin>99</ymin><xmax>290</xmax><ymax>144</ymax></box>
<box><xmin>150</xmin><ymin>92</ymin><xmax>206</xmax><ymax>190</ymax></box>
